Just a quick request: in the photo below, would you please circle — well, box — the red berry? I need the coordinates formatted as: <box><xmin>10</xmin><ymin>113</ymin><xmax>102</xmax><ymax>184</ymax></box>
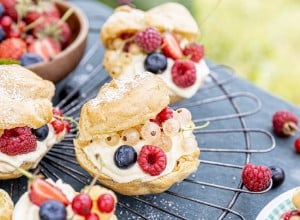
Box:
<box><xmin>151</xmin><ymin>106</ymin><xmax>173</xmax><ymax>126</ymax></box>
<box><xmin>53</xmin><ymin>107</ymin><xmax>63</xmax><ymax>116</ymax></box>
<box><xmin>272</xmin><ymin>110</ymin><xmax>298</xmax><ymax>136</ymax></box>
<box><xmin>161</xmin><ymin>33</ymin><xmax>183</xmax><ymax>60</ymax></box>
<box><xmin>241</xmin><ymin>164</ymin><xmax>272</xmax><ymax>192</ymax></box>
<box><xmin>97</xmin><ymin>193</ymin><xmax>115</xmax><ymax>213</ymax></box>
<box><xmin>25</xmin><ymin>35</ymin><xmax>35</xmax><ymax>45</ymax></box>
<box><xmin>0</xmin><ymin>38</ymin><xmax>26</xmax><ymax>60</ymax></box>
<box><xmin>294</xmin><ymin>138</ymin><xmax>300</xmax><ymax>153</ymax></box>
<box><xmin>0</xmin><ymin>0</ymin><xmax>17</xmax><ymax>21</ymax></box>
<box><xmin>64</xmin><ymin>121</ymin><xmax>71</xmax><ymax>133</ymax></box>
<box><xmin>171</xmin><ymin>59</ymin><xmax>196</xmax><ymax>88</ymax></box>
<box><xmin>0</xmin><ymin>127</ymin><xmax>37</xmax><ymax>156</ymax></box>
<box><xmin>7</xmin><ymin>28</ymin><xmax>21</xmax><ymax>38</ymax></box>
<box><xmin>29</xmin><ymin>178</ymin><xmax>69</xmax><ymax>207</ymax></box>
<box><xmin>134</xmin><ymin>27</ymin><xmax>162</xmax><ymax>53</ymax></box>
<box><xmin>0</xmin><ymin>15</ymin><xmax>12</xmax><ymax>31</ymax></box>
<box><xmin>51</xmin><ymin>120</ymin><xmax>65</xmax><ymax>134</ymax></box>
<box><xmin>71</xmin><ymin>193</ymin><xmax>93</xmax><ymax>217</ymax></box>
<box><xmin>85</xmin><ymin>213</ymin><xmax>99</xmax><ymax>220</ymax></box>
<box><xmin>183</xmin><ymin>43</ymin><xmax>205</xmax><ymax>62</ymax></box>
<box><xmin>28</xmin><ymin>37</ymin><xmax>61</xmax><ymax>62</ymax></box>
<box><xmin>281</xmin><ymin>210</ymin><xmax>300</xmax><ymax>220</ymax></box>
<box><xmin>138</xmin><ymin>145</ymin><xmax>167</xmax><ymax>176</ymax></box>
<box><xmin>25</xmin><ymin>11</ymin><xmax>42</xmax><ymax>24</ymax></box>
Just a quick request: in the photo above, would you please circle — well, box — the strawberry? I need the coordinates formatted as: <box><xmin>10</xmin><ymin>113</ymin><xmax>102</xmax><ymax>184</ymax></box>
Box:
<box><xmin>161</xmin><ymin>33</ymin><xmax>183</xmax><ymax>60</ymax></box>
<box><xmin>0</xmin><ymin>0</ymin><xmax>17</xmax><ymax>21</ymax></box>
<box><xmin>25</xmin><ymin>11</ymin><xmax>42</xmax><ymax>24</ymax></box>
<box><xmin>29</xmin><ymin>178</ymin><xmax>70</xmax><ymax>207</ymax></box>
<box><xmin>0</xmin><ymin>38</ymin><xmax>26</xmax><ymax>60</ymax></box>
<box><xmin>33</xmin><ymin>16</ymin><xmax>71</xmax><ymax>48</ymax></box>
<box><xmin>25</xmin><ymin>2</ymin><xmax>61</xmax><ymax>24</ymax></box>
<box><xmin>28</xmin><ymin>37</ymin><xmax>61</xmax><ymax>61</ymax></box>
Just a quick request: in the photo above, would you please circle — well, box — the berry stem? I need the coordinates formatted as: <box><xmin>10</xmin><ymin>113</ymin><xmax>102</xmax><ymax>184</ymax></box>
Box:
<box><xmin>24</xmin><ymin>17</ymin><xmax>44</xmax><ymax>32</ymax></box>
<box><xmin>181</xmin><ymin>121</ymin><xmax>210</xmax><ymax>132</ymax></box>
<box><xmin>53</xmin><ymin>115</ymin><xmax>79</xmax><ymax>130</ymax></box>
<box><xmin>1</xmin><ymin>160</ymin><xmax>33</xmax><ymax>180</ymax></box>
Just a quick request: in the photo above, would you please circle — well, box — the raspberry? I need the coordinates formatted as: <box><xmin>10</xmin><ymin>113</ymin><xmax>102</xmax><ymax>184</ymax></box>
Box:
<box><xmin>241</xmin><ymin>164</ymin><xmax>272</xmax><ymax>192</ymax></box>
<box><xmin>171</xmin><ymin>60</ymin><xmax>197</xmax><ymax>88</ymax></box>
<box><xmin>0</xmin><ymin>127</ymin><xmax>37</xmax><ymax>156</ymax></box>
<box><xmin>151</xmin><ymin>106</ymin><xmax>173</xmax><ymax>126</ymax></box>
<box><xmin>272</xmin><ymin>110</ymin><xmax>298</xmax><ymax>136</ymax></box>
<box><xmin>134</xmin><ymin>27</ymin><xmax>162</xmax><ymax>53</ymax></box>
<box><xmin>294</xmin><ymin>138</ymin><xmax>300</xmax><ymax>153</ymax></box>
<box><xmin>138</xmin><ymin>145</ymin><xmax>167</xmax><ymax>176</ymax></box>
<box><xmin>183</xmin><ymin>43</ymin><xmax>205</xmax><ymax>62</ymax></box>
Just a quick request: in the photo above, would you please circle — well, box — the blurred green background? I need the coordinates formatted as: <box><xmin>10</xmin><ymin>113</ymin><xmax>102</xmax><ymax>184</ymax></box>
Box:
<box><xmin>99</xmin><ymin>0</ymin><xmax>300</xmax><ymax>105</ymax></box>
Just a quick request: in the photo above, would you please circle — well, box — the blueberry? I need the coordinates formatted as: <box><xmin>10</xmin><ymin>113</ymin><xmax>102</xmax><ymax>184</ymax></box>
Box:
<box><xmin>0</xmin><ymin>27</ymin><xmax>6</xmax><ymax>42</ymax></box>
<box><xmin>114</xmin><ymin>145</ymin><xmax>137</xmax><ymax>169</ymax></box>
<box><xmin>32</xmin><ymin>125</ymin><xmax>49</xmax><ymax>141</ymax></box>
<box><xmin>269</xmin><ymin>166</ymin><xmax>285</xmax><ymax>188</ymax></box>
<box><xmin>144</xmin><ymin>52</ymin><xmax>167</xmax><ymax>74</ymax></box>
<box><xmin>0</xmin><ymin>4</ymin><xmax>4</xmax><ymax>17</ymax></box>
<box><xmin>20</xmin><ymin>53</ymin><xmax>44</xmax><ymax>66</ymax></box>
<box><xmin>39</xmin><ymin>200</ymin><xmax>67</xmax><ymax>220</ymax></box>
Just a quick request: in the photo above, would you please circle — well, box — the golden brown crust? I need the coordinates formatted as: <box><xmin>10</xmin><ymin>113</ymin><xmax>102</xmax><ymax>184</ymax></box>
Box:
<box><xmin>0</xmin><ymin>189</ymin><xmax>14</xmax><ymax>220</ymax></box>
<box><xmin>0</xmin><ymin>65</ymin><xmax>55</xmax><ymax>129</ymax></box>
<box><xmin>145</xmin><ymin>3</ymin><xmax>199</xmax><ymax>40</ymax></box>
<box><xmin>101</xmin><ymin>3</ymin><xmax>199</xmax><ymax>47</ymax></box>
<box><xmin>74</xmin><ymin>139</ymin><xmax>200</xmax><ymax>195</ymax></box>
<box><xmin>77</xmin><ymin>73</ymin><xmax>169</xmax><ymax>142</ymax></box>
<box><xmin>0</xmin><ymin>161</ymin><xmax>35</xmax><ymax>180</ymax></box>
<box><xmin>101</xmin><ymin>5</ymin><xmax>145</xmax><ymax>48</ymax></box>
<box><xmin>292</xmin><ymin>187</ymin><xmax>300</xmax><ymax>210</ymax></box>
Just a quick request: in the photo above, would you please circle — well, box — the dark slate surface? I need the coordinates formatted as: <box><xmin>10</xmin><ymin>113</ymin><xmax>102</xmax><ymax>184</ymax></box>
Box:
<box><xmin>1</xmin><ymin>0</ymin><xmax>299</xmax><ymax>220</ymax></box>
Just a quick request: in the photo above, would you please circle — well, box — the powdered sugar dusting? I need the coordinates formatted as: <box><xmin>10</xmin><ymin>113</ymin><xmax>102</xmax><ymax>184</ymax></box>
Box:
<box><xmin>90</xmin><ymin>72</ymin><xmax>151</xmax><ymax>106</ymax></box>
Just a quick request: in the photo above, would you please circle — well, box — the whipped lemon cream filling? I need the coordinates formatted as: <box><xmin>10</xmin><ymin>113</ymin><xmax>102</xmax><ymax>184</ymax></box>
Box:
<box><xmin>13</xmin><ymin>179</ymin><xmax>76</xmax><ymax>220</ymax></box>
<box><xmin>120</xmin><ymin>54</ymin><xmax>210</xmax><ymax>98</ymax></box>
<box><xmin>0</xmin><ymin>121</ymin><xmax>67</xmax><ymax>173</ymax></box>
<box><xmin>83</xmin><ymin>120</ymin><xmax>198</xmax><ymax>183</ymax></box>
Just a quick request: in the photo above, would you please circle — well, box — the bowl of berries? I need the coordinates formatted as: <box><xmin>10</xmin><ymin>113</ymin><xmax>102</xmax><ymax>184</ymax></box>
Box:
<box><xmin>0</xmin><ymin>0</ymin><xmax>89</xmax><ymax>82</ymax></box>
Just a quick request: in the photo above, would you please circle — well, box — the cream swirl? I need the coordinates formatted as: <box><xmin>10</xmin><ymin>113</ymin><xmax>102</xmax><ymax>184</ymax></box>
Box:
<box><xmin>120</xmin><ymin>54</ymin><xmax>210</xmax><ymax>99</ymax></box>
<box><xmin>83</xmin><ymin>115</ymin><xmax>198</xmax><ymax>183</ymax></box>
<box><xmin>13</xmin><ymin>179</ymin><xmax>76</xmax><ymax>220</ymax></box>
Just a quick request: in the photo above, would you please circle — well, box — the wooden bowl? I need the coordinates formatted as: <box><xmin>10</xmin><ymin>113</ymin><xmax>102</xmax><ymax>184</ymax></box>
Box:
<box><xmin>28</xmin><ymin>0</ymin><xmax>89</xmax><ymax>83</ymax></box>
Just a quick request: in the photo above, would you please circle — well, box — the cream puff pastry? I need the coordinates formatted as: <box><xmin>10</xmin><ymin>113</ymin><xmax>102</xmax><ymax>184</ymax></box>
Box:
<box><xmin>13</xmin><ymin>178</ymin><xmax>117</xmax><ymax>220</ymax></box>
<box><xmin>101</xmin><ymin>3</ymin><xmax>210</xmax><ymax>103</ymax></box>
<box><xmin>0</xmin><ymin>189</ymin><xmax>14</xmax><ymax>220</ymax></box>
<box><xmin>74</xmin><ymin>73</ymin><xmax>200</xmax><ymax>195</ymax></box>
<box><xmin>0</xmin><ymin>65</ymin><xmax>69</xmax><ymax>179</ymax></box>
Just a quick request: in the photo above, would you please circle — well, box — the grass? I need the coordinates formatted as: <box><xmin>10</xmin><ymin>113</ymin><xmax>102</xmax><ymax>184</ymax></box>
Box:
<box><xmin>98</xmin><ymin>0</ymin><xmax>300</xmax><ymax>105</ymax></box>
<box><xmin>193</xmin><ymin>0</ymin><xmax>300</xmax><ymax>105</ymax></box>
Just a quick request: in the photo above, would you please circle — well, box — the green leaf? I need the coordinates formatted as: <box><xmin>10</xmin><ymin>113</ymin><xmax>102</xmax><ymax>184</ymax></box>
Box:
<box><xmin>0</xmin><ymin>59</ymin><xmax>20</xmax><ymax>65</ymax></box>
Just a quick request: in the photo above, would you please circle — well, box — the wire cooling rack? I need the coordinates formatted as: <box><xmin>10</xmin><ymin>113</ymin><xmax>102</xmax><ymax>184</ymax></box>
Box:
<box><xmin>0</xmin><ymin>40</ymin><xmax>276</xmax><ymax>219</ymax></box>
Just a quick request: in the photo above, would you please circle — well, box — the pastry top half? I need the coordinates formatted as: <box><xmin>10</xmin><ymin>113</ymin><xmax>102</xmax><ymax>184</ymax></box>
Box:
<box><xmin>0</xmin><ymin>65</ymin><xmax>55</xmax><ymax>130</ymax></box>
<box><xmin>101</xmin><ymin>3</ymin><xmax>199</xmax><ymax>48</ymax></box>
<box><xmin>77</xmin><ymin>73</ymin><xmax>169</xmax><ymax>143</ymax></box>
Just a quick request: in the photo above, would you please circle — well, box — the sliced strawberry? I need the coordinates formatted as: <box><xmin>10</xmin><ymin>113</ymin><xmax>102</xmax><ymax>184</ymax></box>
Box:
<box><xmin>161</xmin><ymin>33</ymin><xmax>183</xmax><ymax>60</ymax></box>
<box><xmin>28</xmin><ymin>37</ymin><xmax>61</xmax><ymax>61</ymax></box>
<box><xmin>28</xmin><ymin>178</ymin><xmax>70</xmax><ymax>207</ymax></box>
